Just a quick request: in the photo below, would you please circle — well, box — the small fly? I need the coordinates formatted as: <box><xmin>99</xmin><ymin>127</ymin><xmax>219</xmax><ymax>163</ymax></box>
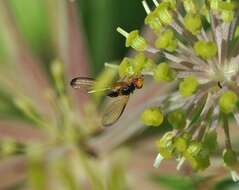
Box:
<box><xmin>70</xmin><ymin>75</ymin><xmax>144</xmax><ymax>126</ymax></box>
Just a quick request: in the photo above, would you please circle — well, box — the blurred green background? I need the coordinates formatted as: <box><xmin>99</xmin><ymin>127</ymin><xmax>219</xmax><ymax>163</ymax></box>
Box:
<box><xmin>2</xmin><ymin>0</ymin><xmax>145</xmax><ymax>75</ymax></box>
<box><xmin>0</xmin><ymin>0</ymin><xmax>239</xmax><ymax>190</ymax></box>
<box><xmin>78</xmin><ymin>0</ymin><xmax>145</xmax><ymax>75</ymax></box>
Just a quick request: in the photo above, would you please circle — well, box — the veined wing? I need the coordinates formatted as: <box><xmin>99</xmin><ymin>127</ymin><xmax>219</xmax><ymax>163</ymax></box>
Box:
<box><xmin>102</xmin><ymin>95</ymin><xmax>129</xmax><ymax>127</ymax></box>
<box><xmin>71</xmin><ymin>77</ymin><xmax>95</xmax><ymax>90</ymax></box>
<box><xmin>71</xmin><ymin>77</ymin><xmax>111</xmax><ymax>93</ymax></box>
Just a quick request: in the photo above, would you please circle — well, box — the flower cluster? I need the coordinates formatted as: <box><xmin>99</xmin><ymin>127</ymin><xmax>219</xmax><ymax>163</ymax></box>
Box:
<box><xmin>113</xmin><ymin>0</ymin><xmax>239</xmax><ymax>181</ymax></box>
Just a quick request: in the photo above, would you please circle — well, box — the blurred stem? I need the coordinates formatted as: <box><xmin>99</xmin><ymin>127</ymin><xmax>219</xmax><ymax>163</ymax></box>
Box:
<box><xmin>222</xmin><ymin>114</ymin><xmax>232</xmax><ymax>149</ymax></box>
<box><xmin>50</xmin><ymin>60</ymin><xmax>89</xmax><ymax>143</ymax></box>
<box><xmin>27</xmin><ymin>150</ymin><xmax>46</xmax><ymax>190</ymax></box>
<box><xmin>77</xmin><ymin>150</ymin><xmax>105</xmax><ymax>190</ymax></box>
<box><xmin>106</xmin><ymin>149</ymin><xmax>129</xmax><ymax>190</ymax></box>
<box><xmin>44</xmin><ymin>0</ymin><xmax>68</xmax><ymax>62</ymax></box>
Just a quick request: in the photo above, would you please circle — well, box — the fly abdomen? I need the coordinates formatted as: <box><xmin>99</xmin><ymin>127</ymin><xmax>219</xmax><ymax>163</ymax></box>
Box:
<box><xmin>107</xmin><ymin>90</ymin><xmax>119</xmax><ymax>97</ymax></box>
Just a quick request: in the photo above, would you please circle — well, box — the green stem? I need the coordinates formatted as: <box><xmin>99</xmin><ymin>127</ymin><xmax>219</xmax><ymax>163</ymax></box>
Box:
<box><xmin>223</xmin><ymin>114</ymin><xmax>232</xmax><ymax>149</ymax></box>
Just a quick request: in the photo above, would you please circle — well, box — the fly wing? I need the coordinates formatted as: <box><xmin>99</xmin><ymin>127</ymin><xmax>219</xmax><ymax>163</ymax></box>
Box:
<box><xmin>102</xmin><ymin>95</ymin><xmax>129</xmax><ymax>127</ymax></box>
<box><xmin>71</xmin><ymin>77</ymin><xmax>95</xmax><ymax>90</ymax></box>
<box><xmin>71</xmin><ymin>77</ymin><xmax>111</xmax><ymax>94</ymax></box>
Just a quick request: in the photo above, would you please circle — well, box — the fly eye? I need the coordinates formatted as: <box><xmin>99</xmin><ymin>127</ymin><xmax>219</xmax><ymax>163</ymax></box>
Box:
<box><xmin>137</xmin><ymin>83</ymin><xmax>143</xmax><ymax>89</ymax></box>
<box><xmin>135</xmin><ymin>79</ymin><xmax>143</xmax><ymax>89</ymax></box>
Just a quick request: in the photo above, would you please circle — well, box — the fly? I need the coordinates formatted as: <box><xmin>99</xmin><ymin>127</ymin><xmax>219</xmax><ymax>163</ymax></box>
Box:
<box><xmin>70</xmin><ymin>75</ymin><xmax>144</xmax><ymax>126</ymax></box>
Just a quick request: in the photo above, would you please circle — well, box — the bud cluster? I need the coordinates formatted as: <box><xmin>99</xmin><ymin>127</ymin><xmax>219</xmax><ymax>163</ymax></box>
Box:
<box><xmin>112</xmin><ymin>0</ymin><xmax>239</xmax><ymax>181</ymax></box>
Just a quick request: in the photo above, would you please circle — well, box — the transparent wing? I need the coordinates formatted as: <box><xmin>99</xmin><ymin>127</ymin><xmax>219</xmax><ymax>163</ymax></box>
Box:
<box><xmin>70</xmin><ymin>77</ymin><xmax>95</xmax><ymax>90</ymax></box>
<box><xmin>70</xmin><ymin>77</ymin><xmax>110</xmax><ymax>93</ymax></box>
<box><xmin>102</xmin><ymin>95</ymin><xmax>129</xmax><ymax>127</ymax></box>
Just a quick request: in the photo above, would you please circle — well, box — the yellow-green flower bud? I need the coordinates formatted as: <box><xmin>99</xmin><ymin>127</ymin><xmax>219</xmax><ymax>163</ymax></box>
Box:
<box><xmin>196</xmin><ymin>149</ymin><xmax>210</xmax><ymax>170</ymax></box>
<box><xmin>132</xmin><ymin>53</ymin><xmax>147</xmax><ymax>74</ymax></box>
<box><xmin>200</xmin><ymin>4</ymin><xmax>210</xmax><ymax>19</ymax></box>
<box><xmin>155</xmin><ymin>30</ymin><xmax>177</xmax><ymax>52</ymax></box>
<box><xmin>156</xmin><ymin>132</ymin><xmax>175</xmax><ymax>159</ymax></box>
<box><xmin>118</xmin><ymin>58</ymin><xmax>134</xmax><ymax>78</ymax></box>
<box><xmin>179</xmin><ymin>76</ymin><xmax>199</xmax><ymax>97</ymax></box>
<box><xmin>143</xmin><ymin>58</ymin><xmax>156</xmax><ymax>72</ymax></box>
<box><xmin>174</xmin><ymin>136</ymin><xmax>188</xmax><ymax>153</ymax></box>
<box><xmin>219</xmin><ymin>1</ymin><xmax>235</xmax><ymax>11</ymax></box>
<box><xmin>183</xmin><ymin>0</ymin><xmax>197</xmax><ymax>14</ymax></box>
<box><xmin>0</xmin><ymin>140</ymin><xmax>17</xmax><ymax>156</ymax></box>
<box><xmin>184</xmin><ymin>14</ymin><xmax>202</xmax><ymax>35</ymax></box>
<box><xmin>155</xmin><ymin>30</ymin><xmax>173</xmax><ymax>49</ymax></box>
<box><xmin>145</xmin><ymin>11</ymin><xmax>163</xmax><ymax>31</ymax></box>
<box><xmin>51</xmin><ymin>60</ymin><xmax>65</xmax><ymax>94</ymax></box>
<box><xmin>210</xmin><ymin>0</ymin><xmax>235</xmax><ymax>12</ymax></box>
<box><xmin>223</xmin><ymin>149</ymin><xmax>238</xmax><ymax>168</ymax></box>
<box><xmin>51</xmin><ymin>60</ymin><xmax>64</xmax><ymax>79</ymax></box>
<box><xmin>221</xmin><ymin>10</ymin><xmax>234</xmax><ymax>22</ymax></box>
<box><xmin>168</xmin><ymin>109</ymin><xmax>186</xmax><ymax>129</ymax></box>
<box><xmin>184</xmin><ymin>141</ymin><xmax>210</xmax><ymax>171</ymax></box>
<box><xmin>194</xmin><ymin>40</ymin><xmax>218</xmax><ymax>59</ymax></box>
<box><xmin>163</xmin><ymin>0</ymin><xmax>176</xmax><ymax>9</ymax></box>
<box><xmin>154</xmin><ymin>62</ymin><xmax>175</xmax><ymax>82</ymax></box>
<box><xmin>141</xmin><ymin>108</ymin><xmax>164</xmax><ymax>127</ymax></box>
<box><xmin>166</xmin><ymin>40</ymin><xmax>178</xmax><ymax>52</ymax></box>
<box><xmin>210</xmin><ymin>0</ymin><xmax>220</xmax><ymax>10</ymax></box>
<box><xmin>155</xmin><ymin>2</ymin><xmax>173</xmax><ymax>25</ymax></box>
<box><xmin>185</xmin><ymin>141</ymin><xmax>202</xmax><ymax>158</ymax></box>
<box><xmin>126</xmin><ymin>30</ymin><xmax>147</xmax><ymax>51</ymax></box>
<box><xmin>117</xmin><ymin>28</ymin><xmax>147</xmax><ymax>51</ymax></box>
<box><xmin>203</xmin><ymin>130</ymin><xmax>217</xmax><ymax>154</ymax></box>
<box><xmin>219</xmin><ymin>91</ymin><xmax>238</xmax><ymax>114</ymax></box>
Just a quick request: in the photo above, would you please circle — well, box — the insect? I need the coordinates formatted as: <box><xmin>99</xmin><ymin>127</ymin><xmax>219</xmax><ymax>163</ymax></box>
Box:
<box><xmin>70</xmin><ymin>75</ymin><xmax>144</xmax><ymax>126</ymax></box>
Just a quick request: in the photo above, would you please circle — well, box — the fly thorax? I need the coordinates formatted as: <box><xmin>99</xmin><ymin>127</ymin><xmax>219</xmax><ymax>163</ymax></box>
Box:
<box><xmin>121</xmin><ymin>86</ymin><xmax>131</xmax><ymax>95</ymax></box>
